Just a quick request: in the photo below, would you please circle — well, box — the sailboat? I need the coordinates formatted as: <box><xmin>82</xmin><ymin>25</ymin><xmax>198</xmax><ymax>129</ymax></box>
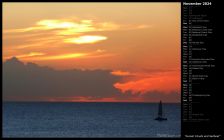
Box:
<box><xmin>155</xmin><ymin>100</ymin><xmax>167</xmax><ymax>121</ymax></box>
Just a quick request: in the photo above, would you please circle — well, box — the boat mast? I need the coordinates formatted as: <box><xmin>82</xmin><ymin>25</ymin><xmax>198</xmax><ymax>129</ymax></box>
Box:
<box><xmin>158</xmin><ymin>100</ymin><xmax>163</xmax><ymax>117</ymax></box>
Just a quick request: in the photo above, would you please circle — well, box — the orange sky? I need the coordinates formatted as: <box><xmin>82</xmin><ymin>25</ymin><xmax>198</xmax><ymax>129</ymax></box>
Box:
<box><xmin>3</xmin><ymin>3</ymin><xmax>180</xmax><ymax>102</ymax></box>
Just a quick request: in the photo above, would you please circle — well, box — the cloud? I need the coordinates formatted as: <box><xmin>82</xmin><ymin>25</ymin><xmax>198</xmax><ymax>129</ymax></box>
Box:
<box><xmin>4</xmin><ymin>18</ymin><xmax>149</xmax><ymax>35</ymax></box>
<box><xmin>64</xmin><ymin>35</ymin><xmax>107</xmax><ymax>44</ymax></box>
<box><xmin>6</xmin><ymin>52</ymin><xmax>45</xmax><ymax>59</ymax></box>
<box><xmin>110</xmin><ymin>70</ymin><xmax>132</xmax><ymax>76</ymax></box>
<box><xmin>4</xmin><ymin>19</ymin><xmax>95</xmax><ymax>34</ymax></box>
<box><xmin>3</xmin><ymin>58</ymin><xmax>180</xmax><ymax>103</ymax></box>
<box><xmin>3</xmin><ymin>49</ymin><xmax>114</xmax><ymax>62</ymax></box>
<box><xmin>3</xmin><ymin>57</ymin><xmax>121</xmax><ymax>101</ymax></box>
<box><xmin>113</xmin><ymin>70</ymin><xmax>180</xmax><ymax>94</ymax></box>
<box><xmin>34</xmin><ymin>53</ymin><xmax>87</xmax><ymax>60</ymax></box>
<box><xmin>3</xmin><ymin>53</ymin><xmax>87</xmax><ymax>61</ymax></box>
<box><xmin>3</xmin><ymin>18</ymin><xmax>151</xmax><ymax>60</ymax></box>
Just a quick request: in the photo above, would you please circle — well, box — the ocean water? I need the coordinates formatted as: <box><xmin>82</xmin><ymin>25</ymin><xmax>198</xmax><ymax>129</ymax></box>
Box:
<box><xmin>3</xmin><ymin>102</ymin><xmax>181</xmax><ymax>138</ymax></box>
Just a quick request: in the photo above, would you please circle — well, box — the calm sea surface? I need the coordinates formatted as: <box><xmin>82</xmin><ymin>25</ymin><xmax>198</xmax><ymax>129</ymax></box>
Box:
<box><xmin>3</xmin><ymin>102</ymin><xmax>181</xmax><ymax>138</ymax></box>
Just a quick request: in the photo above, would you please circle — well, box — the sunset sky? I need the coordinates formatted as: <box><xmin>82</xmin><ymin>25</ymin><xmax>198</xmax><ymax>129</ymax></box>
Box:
<box><xmin>3</xmin><ymin>3</ymin><xmax>180</xmax><ymax>102</ymax></box>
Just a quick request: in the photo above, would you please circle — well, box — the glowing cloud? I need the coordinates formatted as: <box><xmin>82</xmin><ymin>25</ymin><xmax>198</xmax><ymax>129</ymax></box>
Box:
<box><xmin>64</xmin><ymin>35</ymin><xmax>107</xmax><ymax>44</ymax></box>
<box><xmin>37</xmin><ymin>20</ymin><xmax>77</xmax><ymax>29</ymax></box>
<box><xmin>4</xmin><ymin>52</ymin><xmax>45</xmax><ymax>60</ymax></box>
<box><xmin>111</xmin><ymin>70</ymin><xmax>132</xmax><ymax>76</ymax></box>
<box><xmin>37</xmin><ymin>53</ymin><xmax>87</xmax><ymax>60</ymax></box>
<box><xmin>113</xmin><ymin>71</ymin><xmax>180</xmax><ymax>95</ymax></box>
<box><xmin>4</xmin><ymin>18</ymin><xmax>149</xmax><ymax>35</ymax></box>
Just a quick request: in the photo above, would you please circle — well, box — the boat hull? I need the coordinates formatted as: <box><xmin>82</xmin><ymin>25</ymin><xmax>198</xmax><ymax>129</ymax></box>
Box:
<box><xmin>155</xmin><ymin>117</ymin><xmax>167</xmax><ymax>121</ymax></box>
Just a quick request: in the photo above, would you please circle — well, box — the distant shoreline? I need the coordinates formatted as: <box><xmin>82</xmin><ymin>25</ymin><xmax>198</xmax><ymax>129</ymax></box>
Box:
<box><xmin>3</xmin><ymin>101</ymin><xmax>181</xmax><ymax>104</ymax></box>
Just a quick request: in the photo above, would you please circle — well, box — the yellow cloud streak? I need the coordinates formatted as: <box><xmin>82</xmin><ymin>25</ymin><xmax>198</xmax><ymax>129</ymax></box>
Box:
<box><xmin>37</xmin><ymin>53</ymin><xmax>87</xmax><ymax>60</ymax></box>
<box><xmin>110</xmin><ymin>70</ymin><xmax>132</xmax><ymax>76</ymax></box>
<box><xmin>64</xmin><ymin>35</ymin><xmax>107</xmax><ymax>44</ymax></box>
<box><xmin>5</xmin><ymin>52</ymin><xmax>45</xmax><ymax>59</ymax></box>
<box><xmin>4</xmin><ymin>19</ymin><xmax>150</xmax><ymax>35</ymax></box>
<box><xmin>10</xmin><ymin>49</ymin><xmax>112</xmax><ymax>61</ymax></box>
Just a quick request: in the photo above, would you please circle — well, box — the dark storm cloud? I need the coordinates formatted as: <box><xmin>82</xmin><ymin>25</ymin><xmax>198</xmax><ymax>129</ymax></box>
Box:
<box><xmin>3</xmin><ymin>57</ymin><xmax>180</xmax><ymax>102</ymax></box>
<box><xmin>3</xmin><ymin>57</ymin><xmax>121</xmax><ymax>101</ymax></box>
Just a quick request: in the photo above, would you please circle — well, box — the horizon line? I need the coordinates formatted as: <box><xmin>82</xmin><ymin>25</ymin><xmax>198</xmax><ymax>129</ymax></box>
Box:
<box><xmin>3</xmin><ymin>101</ymin><xmax>181</xmax><ymax>103</ymax></box>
